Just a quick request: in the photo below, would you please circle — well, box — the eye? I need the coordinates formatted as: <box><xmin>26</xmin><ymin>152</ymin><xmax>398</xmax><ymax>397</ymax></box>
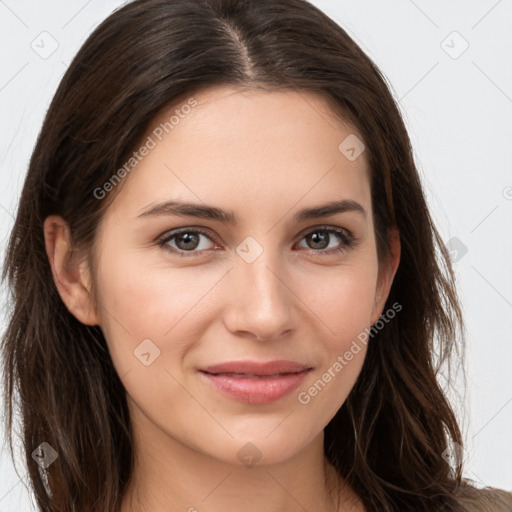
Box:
<box><xmin>158</xmin><ymin>228</ymin><xmax>217</xmax><ymax>257</ymax></box>
<box><xmin>157</xmin><ymin>225</ymin><xmax>355</xmax><ymax>258</ymax></box>
<box><xmin>295</xmin><ymin>226</ymin><xmax>355</xmax><ymax>255</ymax></box>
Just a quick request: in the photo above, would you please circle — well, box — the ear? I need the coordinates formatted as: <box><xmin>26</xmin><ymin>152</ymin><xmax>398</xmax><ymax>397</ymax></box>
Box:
<box><xmin>43</xmin><ymin>215</ymin><xmax>99</xmax><ymax>326</ymax></box>
<box><xmin>370</xmin><ymin>228</ymin><xmax>401</xmax><ymax>325</ymax></box>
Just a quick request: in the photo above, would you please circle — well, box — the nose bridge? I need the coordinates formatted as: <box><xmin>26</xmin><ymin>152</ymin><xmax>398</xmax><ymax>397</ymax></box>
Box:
<box><xmin>226</xmin><ymin>234</ymin><xmax>293</xmax><ymax>338</ymax></box>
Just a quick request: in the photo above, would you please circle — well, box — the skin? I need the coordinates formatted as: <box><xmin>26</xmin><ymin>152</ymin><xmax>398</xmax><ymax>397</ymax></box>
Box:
<box><xmin>44</xmin><ymin>85</ymin><xmax>400</xmax><ymax>512</ymax></box>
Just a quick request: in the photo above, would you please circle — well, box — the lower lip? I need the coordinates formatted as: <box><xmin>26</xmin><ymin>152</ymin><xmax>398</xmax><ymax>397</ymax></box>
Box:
<box><xmin>199</xmin><ymin>370</ymin><xmax>311</xmax><ymax>405</ymax></box>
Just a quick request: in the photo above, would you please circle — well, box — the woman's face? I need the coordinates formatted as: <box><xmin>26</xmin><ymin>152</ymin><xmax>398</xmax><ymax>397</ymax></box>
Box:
<box><xmin>88</xmin><ymin>85</ymin><xmax>397</xmax><ymax>467</ymax></box>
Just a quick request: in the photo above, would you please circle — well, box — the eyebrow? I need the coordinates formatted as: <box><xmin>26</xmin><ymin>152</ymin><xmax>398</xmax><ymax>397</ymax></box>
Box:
<box><xmin>137</xmin><ymin>199</ymin><xmax>366</xmax><ymax>223</ymax></box>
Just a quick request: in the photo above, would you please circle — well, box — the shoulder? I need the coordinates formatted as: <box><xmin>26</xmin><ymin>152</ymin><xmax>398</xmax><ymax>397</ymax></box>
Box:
<box><xmin>454</xmin><ymin>480</ymin><xmax>512</xmax><ymax>512</ymax></box>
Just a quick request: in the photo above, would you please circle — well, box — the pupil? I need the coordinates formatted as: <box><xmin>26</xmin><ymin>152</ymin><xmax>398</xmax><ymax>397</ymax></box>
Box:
<box><xmin>177</xmin><ymin>233</ymin><xmax>199</xmax><ymax>250</ymax></box>
<box><xmin>310</xmin><ymin>231</ymin><xmax>328</xmax><ymax>249</ymax></box>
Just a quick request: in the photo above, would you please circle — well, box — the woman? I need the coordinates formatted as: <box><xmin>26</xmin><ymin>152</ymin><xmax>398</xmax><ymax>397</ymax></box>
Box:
<box><xmin>1</xmin><ymin>0</ymin><xmax>511</xmax><ymax>511</ymax></box>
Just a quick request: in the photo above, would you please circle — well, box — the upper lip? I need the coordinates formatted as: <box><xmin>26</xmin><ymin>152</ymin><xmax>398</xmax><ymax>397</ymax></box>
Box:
<box><xmin>200</xmin><ymin>360</ymin><xmax>312</xmax><ymax>376</ymax></box>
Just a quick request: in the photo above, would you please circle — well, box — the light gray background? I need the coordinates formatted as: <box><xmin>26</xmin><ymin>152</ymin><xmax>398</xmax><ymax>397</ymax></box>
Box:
<box><xmin>1</xmin><ymin>0</ymin><xmax>511</xmax><ymax>509</ymax></box>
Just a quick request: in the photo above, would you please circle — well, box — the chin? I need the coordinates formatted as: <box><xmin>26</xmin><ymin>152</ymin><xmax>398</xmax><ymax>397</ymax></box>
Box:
<box><xmin>205</xmin><ymin>424</ymin><xmax>317</xmax><ymax>469</ymax></box>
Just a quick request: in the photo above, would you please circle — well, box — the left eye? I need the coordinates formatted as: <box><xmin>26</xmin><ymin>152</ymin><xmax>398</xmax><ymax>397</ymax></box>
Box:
<box><xmin>158</xmin><ymin>227</ymin><xmax>354</xmax><ymax>257</ymax></box>
<box><xmin>296</xmin><ymin>228</ymin><xmax>353</xmax><ymax>253</ymax></box>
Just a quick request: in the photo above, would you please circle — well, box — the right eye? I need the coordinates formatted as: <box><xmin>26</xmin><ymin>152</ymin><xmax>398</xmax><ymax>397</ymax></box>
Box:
<box><xmin>157</xmin><ymin>228</ymin><xmax>219</xmax><ymax>257</ymax></box>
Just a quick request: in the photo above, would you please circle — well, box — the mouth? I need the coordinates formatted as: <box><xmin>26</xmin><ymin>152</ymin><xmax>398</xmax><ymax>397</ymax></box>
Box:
<box><xmin>203</xmin><ymin>372</ymin><xmax>301</xmax><ymax>379</ymax></box>
<box><xmin>198</xmin><ymin>360</ymin><xmax>313</xmax><ymax>404</ymax></box>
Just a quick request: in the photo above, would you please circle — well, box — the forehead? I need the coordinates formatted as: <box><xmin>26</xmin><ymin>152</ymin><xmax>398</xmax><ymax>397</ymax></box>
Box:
<box><xmin>108</xmin><ymin>86</ymin><xmax>371</xmax><ymax>221</ymax></box>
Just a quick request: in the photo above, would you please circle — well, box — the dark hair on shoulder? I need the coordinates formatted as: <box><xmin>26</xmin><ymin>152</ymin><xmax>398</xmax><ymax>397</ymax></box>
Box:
<box><xmin>455</xmin><ymin>480</ymin><xmax>512</xmax><ymax>512</ymax></box>
<box><xmin>1</xmin><ymin>0</ymin><xmax>506</xmax><ymax>511</ymax></box>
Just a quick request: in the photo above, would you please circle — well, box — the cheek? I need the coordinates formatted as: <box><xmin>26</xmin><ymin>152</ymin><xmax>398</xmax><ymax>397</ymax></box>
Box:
<box><xmin>93</xmin><ymin>249</ymin><xmax>227</xmax><ymax>374</ymax></box>
<box><xmin>299</xmin><ymin>261</ymin><xmax>379</xmax><ymax>340</ymax></box>
<box><xmin>292</xmin><ymin>264</ymin><xmax>377</xmax><ymax>422</ymax></box>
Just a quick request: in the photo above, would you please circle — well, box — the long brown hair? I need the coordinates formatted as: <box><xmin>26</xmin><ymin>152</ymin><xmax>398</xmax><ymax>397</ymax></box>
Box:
<box><xmin>1</xmin><ymin>0</ymin><xmax>503</xmax><ymax>510</ymax></box>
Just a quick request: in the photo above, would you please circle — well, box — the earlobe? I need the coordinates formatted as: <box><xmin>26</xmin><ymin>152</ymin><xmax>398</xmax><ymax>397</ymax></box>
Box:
<box><xmin>370</xmin><ymin>228</ymin><xmax>401</xmax><ymax>325</ymax></box>
<box><xmin>43</xmin><ymin>215</ymin><xmax>99</xmax><ymax>326</ymax></box>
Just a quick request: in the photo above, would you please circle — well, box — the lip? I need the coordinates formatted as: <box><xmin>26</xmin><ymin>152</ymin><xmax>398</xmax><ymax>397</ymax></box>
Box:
<box><xmin>201</xmin><ymin>360</ymin><xmax>311</xmax><ymax>376</ymax></box>
<box><xmin>198</xmin><ymin>360</ymin><xmax>313</xmax><ymax>405</ymax></box>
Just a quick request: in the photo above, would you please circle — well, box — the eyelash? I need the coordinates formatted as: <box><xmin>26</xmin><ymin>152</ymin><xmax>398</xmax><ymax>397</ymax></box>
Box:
<box><xmin>156</xmin><ymin>226</ymin><xmax>356</xmax><ymax>258</ymax></box>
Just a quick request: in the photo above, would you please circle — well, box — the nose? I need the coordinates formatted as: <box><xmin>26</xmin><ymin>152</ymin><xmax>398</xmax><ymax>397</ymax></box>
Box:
<box><xmin>222</xmin><ymin>246</ymin><xmax>296</xmax><ymax>341</ymax></box>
